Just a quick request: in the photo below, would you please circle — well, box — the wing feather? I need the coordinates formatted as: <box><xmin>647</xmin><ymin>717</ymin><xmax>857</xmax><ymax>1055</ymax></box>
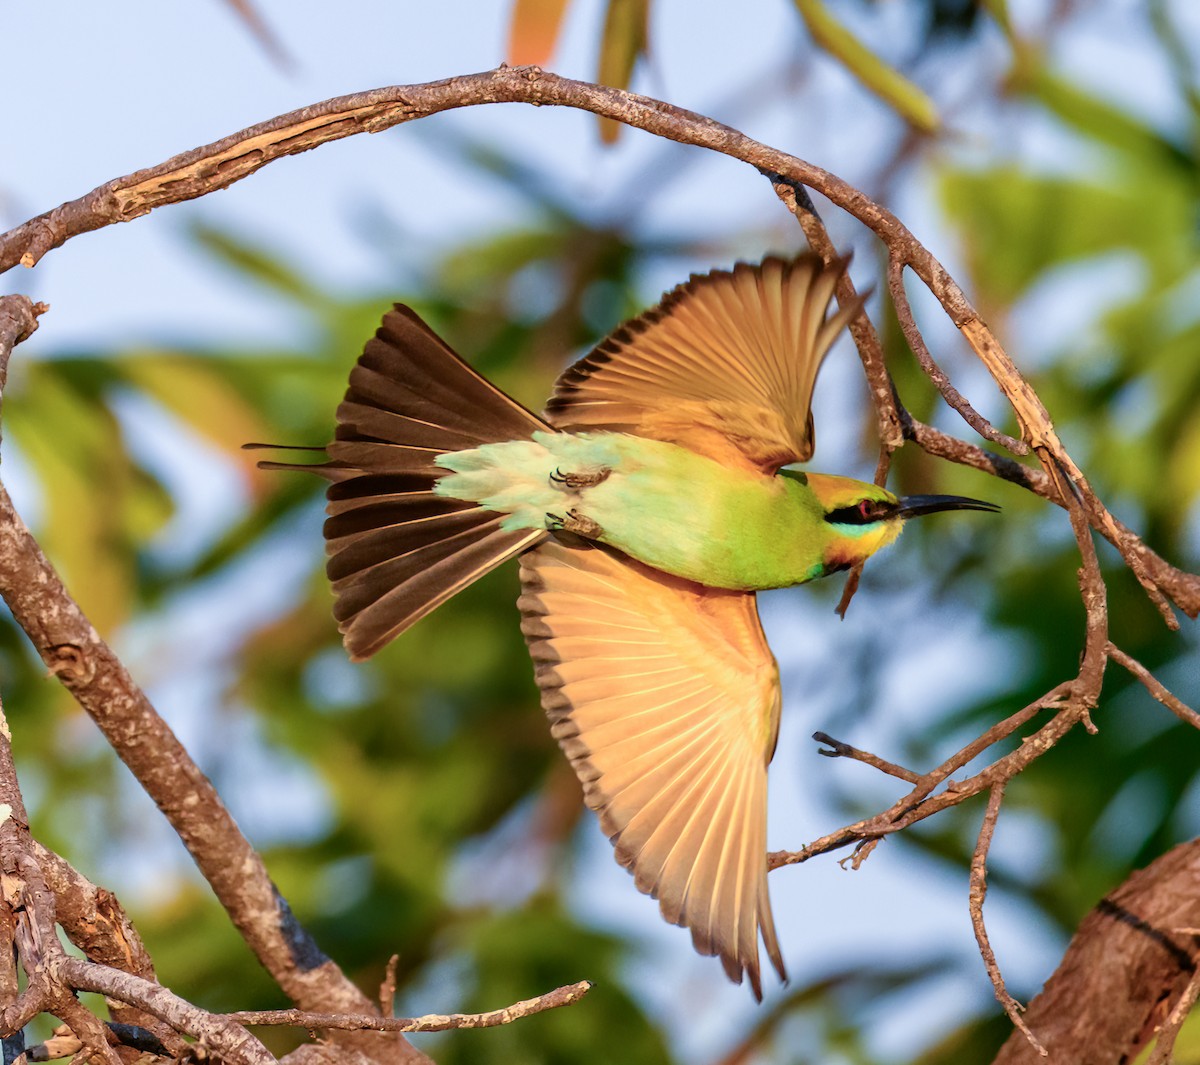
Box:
<box><xmin>519</xmin><ymin>537</ymin><xmax>785</xmax><ymax>998</ymax></box>
<box><xmin>545</xmin><ymin>253</ymin><xmax>863</xmax><ymax>472</ymax></box>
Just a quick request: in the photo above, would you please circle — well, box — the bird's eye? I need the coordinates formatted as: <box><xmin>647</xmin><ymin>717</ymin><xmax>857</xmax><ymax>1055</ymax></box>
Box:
<box><xmin>859</xmin><ymin>500</ymin><xmax>871</xmax><ymax>520</ymax></box>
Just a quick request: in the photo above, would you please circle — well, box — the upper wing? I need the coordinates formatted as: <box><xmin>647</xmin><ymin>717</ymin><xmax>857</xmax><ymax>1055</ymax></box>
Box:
<box><xmin>518</xmin><ymin>537</ymin><xmax>785</xmax><ymax>998</ymax></box>
<box><xmin>544</xmin><ymin>254</ymin><xmax>862</xmax><ymax>473</ymax></box>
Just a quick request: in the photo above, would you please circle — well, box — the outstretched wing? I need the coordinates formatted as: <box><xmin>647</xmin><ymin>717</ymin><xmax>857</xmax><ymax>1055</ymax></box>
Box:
<box><xmin>544</xmin><ymin>254</ymin><xmax>862</xmax><ymax>473</ymax></box>
<box><xmin>518</xmin><ymin>537</ymin><xmax>785</xmax><ymax>998</ymax></box>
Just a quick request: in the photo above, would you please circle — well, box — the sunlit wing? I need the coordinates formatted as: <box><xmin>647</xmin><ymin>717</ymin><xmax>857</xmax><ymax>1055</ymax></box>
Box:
<box><xmin>544</xmin><ymin>254</ymin><xmax>863</xmax><ymax>473</ymax></box>
<box><xmin>518</xmin><ymin>537</ymin><xmax>786</xmax><ymax>998</ymax></box>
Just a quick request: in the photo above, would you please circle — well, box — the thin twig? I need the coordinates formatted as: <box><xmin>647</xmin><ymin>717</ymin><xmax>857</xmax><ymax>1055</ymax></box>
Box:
<box><xmin>812</xmin><ymin>732</ymin><xmax>921</xmax><ymax>784</ymax></box>
<box><xmin>223</xmin><ymin>981</ymin><xmax>594</xmax><ymax>1033</ymax></box>
<box><xmin>887</xmin><ymin>256</ymin><xmax>1027</xmax><ymax>454</ymax></box>
<box><xmin>1106</xmin><ymin>643</ymin><xmax>1200</xmax><ymax>731</ymax></box>
<box><xmin>768</xmin><ymin>176</ymin><xmax>905</xmax><ymax>451</ymax></box>
<box><xmin>969</xmin><ymin>783</ymin><xmax>1046</xmax><ymax>1057</ymax></box>
<box><xmin>1145</xmin><ymin>955</ymin><xmax>1200</xmax><ymax>1065</ymax></box>
<box><xmin>769</xmin><ymin>683</ymin><xmax>1072</xmax><ymax>870</ymax></box>
<box><xmin>51</xmin><ymin>956</ymin><xmax>275</xmax><ymax>1065</ymax></box>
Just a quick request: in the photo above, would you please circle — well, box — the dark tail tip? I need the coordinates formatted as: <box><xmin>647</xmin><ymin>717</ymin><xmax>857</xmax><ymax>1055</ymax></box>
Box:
<box><xmin>243</xmin><ymin>442</ymin><xmax>346</xmax><ymax>480</ymax></box>
<box><xmin>242</xmin><ymin>441</ymin><xmax>327</xmax><ymax>452</ymax></box>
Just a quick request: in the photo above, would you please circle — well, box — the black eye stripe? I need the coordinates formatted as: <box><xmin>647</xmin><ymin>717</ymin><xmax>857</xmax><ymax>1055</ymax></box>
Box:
<box><xmin>825</xmin><ymin>499</ymin><xmax>896</xmax><ymax>525</ymax></box>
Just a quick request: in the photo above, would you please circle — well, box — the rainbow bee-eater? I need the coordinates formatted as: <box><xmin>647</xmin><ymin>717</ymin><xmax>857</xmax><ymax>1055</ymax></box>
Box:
<box><xmin>261</xmin><ymin>253</ymin><xmax>997</xmax><ymax>999</ymax></box>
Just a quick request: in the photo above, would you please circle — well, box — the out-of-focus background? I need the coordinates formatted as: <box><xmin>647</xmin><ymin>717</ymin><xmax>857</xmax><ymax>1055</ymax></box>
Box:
<box><xmin>2</xmin><ymin>1</ymin><xmax>1198</xmax><ymax>1061</ymax></box>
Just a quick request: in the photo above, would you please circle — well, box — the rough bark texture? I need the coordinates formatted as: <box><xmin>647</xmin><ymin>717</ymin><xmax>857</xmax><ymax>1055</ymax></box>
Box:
<box><xmin>992</xmin><ymin>838</ymin><xmax>1200</xmax><ymax>1064</ymax></box>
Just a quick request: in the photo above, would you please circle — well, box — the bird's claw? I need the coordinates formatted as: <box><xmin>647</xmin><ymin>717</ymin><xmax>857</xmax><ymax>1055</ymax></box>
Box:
<box><xmin>545</xmin><ymin>508</ymin><xmax>604</xmax><ymax>539</ymax></box>
<box><xmin>550</xmin><ymin>466</ymin><xmax>612</xmax><ymax>489</ymax></box>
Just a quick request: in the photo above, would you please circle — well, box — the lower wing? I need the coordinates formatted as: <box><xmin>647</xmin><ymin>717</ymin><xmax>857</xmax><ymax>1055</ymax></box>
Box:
<box><xmin>518</xmin><ymin>537</ymin><xmax>785</xmax><ymax>998</ymax></box>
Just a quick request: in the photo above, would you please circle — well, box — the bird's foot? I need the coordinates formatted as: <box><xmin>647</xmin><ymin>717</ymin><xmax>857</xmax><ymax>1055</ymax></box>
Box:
<box><xmin>545</xmin><ymin>508</ymin><xmax>604</xmax><ymax>539</ymax></box>
<box><xmin>550</xmin><ymin>466</ymin><xmax>612</xmax><ymax>489</ymax></box>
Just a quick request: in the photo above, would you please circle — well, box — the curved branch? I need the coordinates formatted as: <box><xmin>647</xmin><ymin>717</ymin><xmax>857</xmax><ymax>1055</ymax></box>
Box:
<box><xmin>4</xmin><ymin>66</ymin><xmax>1188</xmax><ymax>625</ymax></box>
<box><xmin>887</xmin><ymin>256</ymin><xmax>1027</xmax><ymax>454</ymax></box>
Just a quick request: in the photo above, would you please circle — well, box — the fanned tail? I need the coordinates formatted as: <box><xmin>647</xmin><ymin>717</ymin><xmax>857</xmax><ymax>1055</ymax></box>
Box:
<box><xmin>254</xmin><ymin>305</ymin><xmax>551</xmax><ymax>659</ymax></box>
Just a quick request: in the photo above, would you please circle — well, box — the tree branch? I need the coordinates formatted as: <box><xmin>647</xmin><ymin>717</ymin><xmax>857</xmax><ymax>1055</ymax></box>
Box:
<box><xmin>991</xmin><ymin>838</ymin><xmax>1200</xmax><ymax>1064</ymax></box>
<box><xmin>221</xmin><ymin>980</ymin><xmax>593</xmax><ymax>1033</ymax></box>
<box><xmin>0</xmin><ymin>304</ymin><xmax>429</xmax><ymax>1064</ymax></box>
<box><xmin>970</xmin><ymin>783</ymin><xmax>1046</xmax><ymax>1057</ymax></box>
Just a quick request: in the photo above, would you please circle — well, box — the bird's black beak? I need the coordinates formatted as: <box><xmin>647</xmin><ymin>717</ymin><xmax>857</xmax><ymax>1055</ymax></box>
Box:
<box><xmin>897</xmin><ymin>494</ymin><xmax>1001</xmax><ymax>520</ymax></box>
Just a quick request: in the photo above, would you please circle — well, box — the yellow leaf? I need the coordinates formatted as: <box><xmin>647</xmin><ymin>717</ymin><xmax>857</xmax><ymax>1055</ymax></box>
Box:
<box><xmin>6</xmin><ymin>369</ymin><xmax>137</xmax><ymax>634</ymax></box>
<box><xmin>508</xmin><ymin>0</ymin><xmax>572</xmax><ymax>67</ymax></box>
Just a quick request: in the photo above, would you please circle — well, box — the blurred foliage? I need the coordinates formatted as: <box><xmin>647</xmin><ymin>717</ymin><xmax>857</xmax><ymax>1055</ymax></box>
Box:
<box><xmin>4</xmin><ymin>2</ymin><xmax>1200</xmax><ymax>1063</ymax></box>
<box><xmin>507</xmin><ymin>0</ymin><xmax>943</xmax><ymax>139</ymax></box>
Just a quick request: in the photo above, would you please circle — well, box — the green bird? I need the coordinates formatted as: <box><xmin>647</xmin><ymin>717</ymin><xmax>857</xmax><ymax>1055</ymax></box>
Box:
<box><xmin>262</xmin><ymin>253</ymin><xmax>997</xmax><ymax>998</ymax></box>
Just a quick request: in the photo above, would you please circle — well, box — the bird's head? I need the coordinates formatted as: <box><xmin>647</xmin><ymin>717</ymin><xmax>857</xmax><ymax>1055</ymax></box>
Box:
<box><xmin>802</xmin><ymin>472</ymin><xmax>1000</xmax><ymax>574</ymax></box>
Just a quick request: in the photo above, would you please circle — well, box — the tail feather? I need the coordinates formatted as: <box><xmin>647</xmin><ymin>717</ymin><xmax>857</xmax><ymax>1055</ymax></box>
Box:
<box><xmin>325</xmin><ymin>490</ymin><xmax>471</xmax><ymax>543</ymax></box>
<box><xmin>332</xmin><ymin>516</ymin><xmax>542</xmax><ymax>661</ymax></box>
<box><xmin>258</xmin><ymin>303</ymin><xmax>551</xmax><ymax>659</ymax></box>
<box><xmin>337</xmin><ymin>364</ymin><xmax>503</xmax><ymax>440</ymax></box>
<box><xmin>333</xmin><ymin>305</ymin><xmax>543</xmax><ymax>449</ymax></box>
<box><xmin>327</xmin><ymin>503</ymin><xmax>489</xmax><ymax>579</ymax></box>
<box><xmin>324</xmin><ymin>440</ymin><xmax>448</xmax><ymax>476</ymax></box>
<box><xmin>334</xmin><ymin>399</ymin><xmax>484</xmax><ymax>453</ymax></box>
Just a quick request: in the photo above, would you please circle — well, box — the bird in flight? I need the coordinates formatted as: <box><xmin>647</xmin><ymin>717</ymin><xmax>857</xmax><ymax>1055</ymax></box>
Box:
<box><xmin>258</xmin><ymin>253</ymin><xmax>997</xmax><ymax>998</ymax></box>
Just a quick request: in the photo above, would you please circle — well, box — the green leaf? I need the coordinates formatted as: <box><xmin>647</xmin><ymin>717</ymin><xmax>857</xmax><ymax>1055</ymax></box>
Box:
<box><xmin>939</xmin><ymin>167</ymin><xmax>1191</xmax><ymax>302</ymax></box>
<box><xmin>792</xmin><ymin>0</ymin><xmax>940</xmax><ymax>133</ymax></box>
<box><xmin>596</xmin><ymin>0</ymin><xmax>650</xmax><ymax>143</ymax></box>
